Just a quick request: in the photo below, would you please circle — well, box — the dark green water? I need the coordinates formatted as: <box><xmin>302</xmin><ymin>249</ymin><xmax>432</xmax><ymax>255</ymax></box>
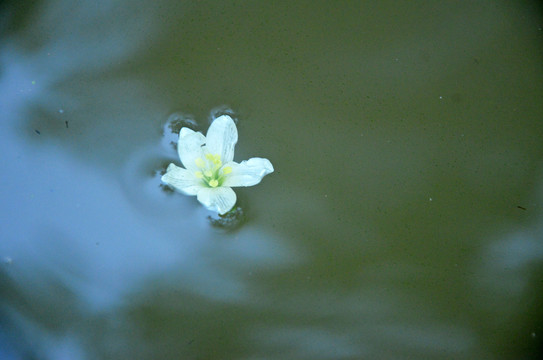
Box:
<box><xmin>1</xmin><ymin>1</ymin><xmax>543</xmax><ymax>359</ymax></box>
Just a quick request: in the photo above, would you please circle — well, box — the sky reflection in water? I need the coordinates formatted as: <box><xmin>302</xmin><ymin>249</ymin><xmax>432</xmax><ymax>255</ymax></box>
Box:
<box><xmin>0</xmin><ymin>102</ymin><xmax>296</xmax><ymax>298</ymax></box>
<box><xmin>0</xmin><ymin>116</ymin><xmax>297</xmax><ymax>357</ymax></box>
<box><xmin>2</xmin><ymin>0</ymin><xmax>543</xmax><ymax>359</ymax></box>
<box><xmin>0</xmin><ymin>29</ymin><xmax>297</xmax><ymax>358</ymax></box>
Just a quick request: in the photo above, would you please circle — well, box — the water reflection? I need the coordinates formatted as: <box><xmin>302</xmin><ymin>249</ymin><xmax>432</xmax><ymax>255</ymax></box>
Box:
<box><xmin>2</xmin><ymin>0</ymin><xmax>543</xmax><ymax>358</ymax></box>
<box><xmin>1</xmin><ymin>101</ymin><xmax>289</xmax><ymax>356</ymax></box>
<box><xmin>0</xmin><ymin>124</ymin><xmax>298</xmax><ymax>358</ymax></box>
<box><xmin>470</xmin><ymin>195</ymin><xmax>543</xmax><ymax>353</ymax></box>
<box><xmin>476</xmin><ymin>230</ymin><xmax>543</xmax><ymax>296</ymax></box>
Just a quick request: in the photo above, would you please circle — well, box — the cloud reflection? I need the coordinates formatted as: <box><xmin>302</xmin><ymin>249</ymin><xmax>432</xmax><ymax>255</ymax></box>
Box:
<box><xmin>0</xmin><ymin>112</ymin><xmax>299</xmax><ymax>358</ymax></box>
<box><xmin>0</xmin><ymin>2</ymin><xmax>300</xmax><ymax>359</ymax></box>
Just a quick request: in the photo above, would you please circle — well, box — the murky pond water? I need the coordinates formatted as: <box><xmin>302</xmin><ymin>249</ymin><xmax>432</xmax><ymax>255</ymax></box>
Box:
<box><xmin>2</xmin><ymin>1</ymin><xmax>543</xmax><ymax>359</ymax></box>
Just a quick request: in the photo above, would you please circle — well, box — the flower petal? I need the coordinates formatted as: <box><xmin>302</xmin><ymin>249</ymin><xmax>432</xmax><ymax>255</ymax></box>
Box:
<box><xmin>161</xmin><ymin>163</ymin><xmax>204</xmax><ymax>195</ymax></box>
<box><xmin>206</xmin><ymin>115</ymin><xmax>238</xmax><ymax>163</ymax></box>
<box><xmin>196</xmin><ymin>186</ymin><xmax>237</xmax><ymax>215</ymax></box>
<box><xmin>222</xmin><ymin>157</ymin><xmax>274</xmax><ymax>187</ymax></box>
<box><xmin>178</xmin><ymin>128</ymin><xmax>206</xmax><ymax>171</ymax></box>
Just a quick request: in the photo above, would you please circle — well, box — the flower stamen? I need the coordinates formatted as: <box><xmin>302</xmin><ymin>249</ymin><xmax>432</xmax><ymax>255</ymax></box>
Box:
<box><xmin>195</xmin><ymin>158</ymin><xmax>206</xmax><ymax>168</ymax></box>
<box><xmin>195</xmin><ymin>153</ymin><xmax>230</xmax><ymax>188</ymax></box>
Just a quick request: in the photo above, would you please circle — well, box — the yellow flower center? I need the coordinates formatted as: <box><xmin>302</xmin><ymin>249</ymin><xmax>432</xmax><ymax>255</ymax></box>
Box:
<box><xmin>194</xmin><ymin>154</ymin><xmax>232</xmax><ymax>188</ymax></box>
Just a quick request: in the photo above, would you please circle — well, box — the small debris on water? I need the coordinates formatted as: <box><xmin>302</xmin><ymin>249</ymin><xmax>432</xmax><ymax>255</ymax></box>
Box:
<box><xmin>65</xmin><ymin>120</ymin><xmax>69</xmax><ymax>128</ymax></box>
<box><xmin>35</xmin><ymin>129</ymin><xmax>41</xmax><ymax>135</ymax></box>
<box><xmin>517</xmin><ymin>205</ymin><xmax>527</xmax><ymax>210</ymax></box>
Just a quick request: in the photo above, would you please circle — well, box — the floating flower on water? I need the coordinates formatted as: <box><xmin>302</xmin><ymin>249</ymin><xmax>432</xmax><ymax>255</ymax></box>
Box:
<box><xmin>161</xmin><ymin>115</ymin><xmax>274</xmax><ymax>214</ymax></box>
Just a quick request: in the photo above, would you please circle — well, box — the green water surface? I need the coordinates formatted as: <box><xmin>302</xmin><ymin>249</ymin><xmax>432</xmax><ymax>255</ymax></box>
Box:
<box><xmin>1</xmin><ymin>1</ymin><xmax>542</xmax><ymax>359</ymax></box>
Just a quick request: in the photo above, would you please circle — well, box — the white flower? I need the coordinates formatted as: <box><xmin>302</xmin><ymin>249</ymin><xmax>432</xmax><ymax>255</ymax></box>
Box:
<box><xmin>161</xmin><ymin>115</ymin><xmax>274</xmax><ymax>215</ymax></box>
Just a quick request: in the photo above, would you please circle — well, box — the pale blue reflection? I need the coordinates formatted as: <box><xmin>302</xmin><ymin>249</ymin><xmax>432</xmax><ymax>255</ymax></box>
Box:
<box><xmin>245</xmin><ymin>282</ymin><xmax>477</xmax><ymax>358</ymax></box>
<box><xmin>0</xmin><ymin>309</ymin><xmax>88</xmax><ymax>360</ymax></box>
<box><xmin>0</xmin><ymin>330</ymin><xmax>20</xmax><ymax>360</ymax></box>
<box><xmin>2</xmin><ymin>0</ymin><xmax>161</xmax><ymax>82</ymax></box>
<box><xmin>375</xmin><ymin>323</ymin><xmax>474</xmax><ymax>355</ymax></box>
<box><xmin>0</xmin><ymin>4</ymin><xmax>299</xmax><ymax>358</ymax></box>
<box><xmin>1</xmin><ymin>136</ymin><xmax>176</xmax><ymax>310</ymax></box>
<box><xmin>250</xmin><ymin>326</ymin><xmax>362</xmax><ymax>359</ymax></box>
<box><xmin>472</xmin><ymin>202</ymin><xmax>543</xmax><ymax>301</ymax></box>
<box><xmin>0</xmin><ymin>0</ymin><xmax>177</xmax><ymax>169</ymax></box>
<box><xmin>250</xmin><ymin>322</ymin><xmax>473</xmax><ymax>359</ymax></box>
<box><xmin>0</xmin><ymin>0</ymin><xmax>161</xmax><ymax>122</ymax></box>
<box><xmin>0</xmin><ymin>118</ymin><xmax>297</xmax><ymax>304</ymax></box>
<box><xmin>1</xmin><ymin>308</ymin><xmax>85</xmax><ymax>360</ymax></box>
<box><xmin>0</xmin><ymin>114</ymin><xmax>298</xmax><ymax>358</ymax></box>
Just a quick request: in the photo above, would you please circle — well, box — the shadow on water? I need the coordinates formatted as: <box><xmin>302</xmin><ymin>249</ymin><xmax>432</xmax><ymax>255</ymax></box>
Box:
<box><xmin>2</xmin><ymin>0</ymin><xmax>543</xmax><ymax>359</ymax></box>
